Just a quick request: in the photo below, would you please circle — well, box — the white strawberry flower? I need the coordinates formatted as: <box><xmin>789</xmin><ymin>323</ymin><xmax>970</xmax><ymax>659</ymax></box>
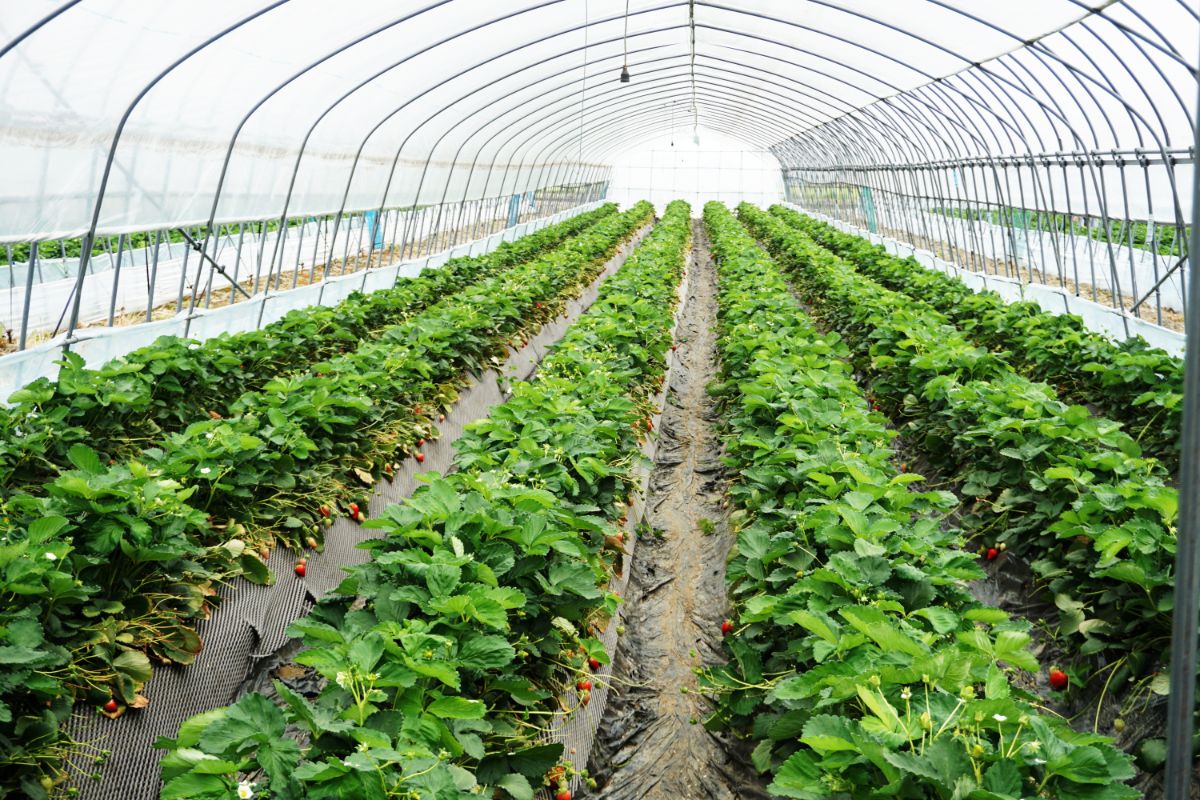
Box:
<box><xmin>199</xmin><ymin>467</ymin><xmax>212</xmax><ymax>475</ymax></box>
<box><xmin>45</xmin><ymin>551</ymin><xmax>57</xmax><ymax>561</ymax></box>
<box><xmin>236</xmin><ymin>780</ymin><xmax>254</xmax><ymax>799</ymax></box>
<box><xmin>993</xmin><ymin>714</ymin><xmax>1007</xmax><ymax>722</ymax></box>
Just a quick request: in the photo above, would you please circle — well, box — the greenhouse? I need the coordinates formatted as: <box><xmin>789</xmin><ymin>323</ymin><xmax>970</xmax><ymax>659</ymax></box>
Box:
<box><xmin>0</xmin><ymin>1</ymin><xmax>1198</xmax><ymax>798</ymax></box>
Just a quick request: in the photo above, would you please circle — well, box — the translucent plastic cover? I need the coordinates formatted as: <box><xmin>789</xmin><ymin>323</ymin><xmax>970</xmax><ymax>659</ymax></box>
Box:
<box><xmin>0</xmin><ymin>1</ymin><xmax>1195</xmax><ymax>239</ymax></box>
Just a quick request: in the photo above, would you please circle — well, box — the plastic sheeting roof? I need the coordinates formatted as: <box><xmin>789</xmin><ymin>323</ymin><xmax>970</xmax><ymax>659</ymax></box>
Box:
<box><xmin>0</xmin><ymin>1</ymin><xmax>1196</xmax><ymax>239</ymax></box>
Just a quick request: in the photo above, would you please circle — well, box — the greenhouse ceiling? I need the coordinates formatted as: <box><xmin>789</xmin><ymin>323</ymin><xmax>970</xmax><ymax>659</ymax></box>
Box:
<box><xmin>3</xmin><ymin>4</ymin><xmax>1200</xmax><ymax>800</ymax></box>
<box><xmin>1</xmin><ymin>0</ymin><xmax>1196</xmax><ymax>240</ymax></box>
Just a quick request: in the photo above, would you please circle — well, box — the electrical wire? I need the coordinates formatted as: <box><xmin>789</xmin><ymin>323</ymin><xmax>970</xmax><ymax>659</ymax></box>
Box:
<box><xmin>623</xmin><ymin>0</ymin><xmax>630</xmax><ymax>67</ymax></box>
<box><xmin>689</xmin><ymin>0</ymin><xmax>698</xmax><ymax>142</ymax></box>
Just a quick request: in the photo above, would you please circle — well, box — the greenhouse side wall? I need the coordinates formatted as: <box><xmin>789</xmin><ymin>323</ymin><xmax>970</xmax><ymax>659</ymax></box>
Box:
<box><xmin>0</xmin><ymin>196</ymin><xmax>606</xmax><ymax>403</ymax></box>
<box><xmin>785</xmin><ymin>202</ymin><xmax>1188</xmax><ymax>355</ymax></box>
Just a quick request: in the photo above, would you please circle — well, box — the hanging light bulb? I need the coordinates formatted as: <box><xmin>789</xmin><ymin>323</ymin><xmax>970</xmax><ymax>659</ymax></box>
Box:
<box><xmin>619</xmin><ymin>64</ymin><xmax>630</xmax><ymax>83</ymax></box>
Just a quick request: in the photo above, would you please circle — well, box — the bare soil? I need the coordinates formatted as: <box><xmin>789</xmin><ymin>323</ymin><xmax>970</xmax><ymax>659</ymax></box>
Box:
<box><xmin>587</xmin><ymin>222</ymin><xmax>768</xmax><ymax>800</ymax></box>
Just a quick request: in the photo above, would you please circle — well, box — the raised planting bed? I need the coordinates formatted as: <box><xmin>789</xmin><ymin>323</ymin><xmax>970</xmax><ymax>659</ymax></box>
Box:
<box><xmin>770</xmin><ymin>206</ymin><xmax>1183</xmax><ymax>470</ymax></box>
<box><xmin>739</xmin><ymin>203</ymin><xmax>1177</xmax><ymax>689</ymax></box>
<box><xmin>700</xmin><ymin>200</ymin><xmax>1136</xmax><ymax>800</ymax></box>
<box><xmin>150</xmin><ymin>201</ymin><xmax>694</xmax><ymax>800</ymax></box>
<box><xmin>0</xmin><ymin>204</ymin><xmax>651</xmax><ymax>799</ymax></box>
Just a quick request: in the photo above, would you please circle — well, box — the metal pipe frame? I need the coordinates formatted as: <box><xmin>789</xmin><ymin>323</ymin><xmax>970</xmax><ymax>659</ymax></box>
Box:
<box><xmin>4</xmin><ymin>20</ymin><xmax>1199</xmax><ymax>799</ymax></box>
<box><xmin>12</xmin><ymin>0</ymin><xmax>1187</xmax><ymax>348</ymax></box>
<box><xmin>2</xmin><ymin>0</ymin><xmax>1190</xmax><ymax>347</ymax></box>
<box><xmin>1165</xmin><ymin>46</ymin><xmax>1200</xmax><ymax>800</ymax></box>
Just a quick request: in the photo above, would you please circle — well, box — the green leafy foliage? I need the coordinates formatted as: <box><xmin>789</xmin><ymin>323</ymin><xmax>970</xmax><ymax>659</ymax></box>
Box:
<box><xmin>155</xmin><ymin>201</ymin><xmax>692</xmax><ymax>799</ymax></box>
<box><xmin>739</xmin><ymin>203</ymin><xmax>1176</xmax><ymax>675</ymax></box>
<box><xmin>0</xmin><ymin>204</ymin><xmax>619</xmax><ymax>492</ymax></box>
<box><xmin>0</xmin><ymin>204</ymin><xmax>650</xmax><ymax>796</ymax></box>
<box><xmin>700</xmin><ymin>201</ymin><xmax>1136</xmax><ymax>800</ymax></box>
<box><xmin>774</xmin><ymin>206</ymin><xmax>1183</xmax><ymax>468</ymax></box>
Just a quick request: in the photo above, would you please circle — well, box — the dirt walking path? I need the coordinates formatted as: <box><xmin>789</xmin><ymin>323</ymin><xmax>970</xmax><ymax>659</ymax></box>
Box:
<box><xmin>587</xmin><ymin>221</ymin><xmax>767</xmax><ymax>800</ymax></box>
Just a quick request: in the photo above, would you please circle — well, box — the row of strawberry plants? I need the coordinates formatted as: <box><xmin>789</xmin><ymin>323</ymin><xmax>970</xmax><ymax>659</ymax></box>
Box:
<box><xmin>738</xmin><ymin>203</ymin><xmax>1176</xmax><ymax>685</ymax></box>
<box><xmin>152</xmin><ymin>200</ymin><xmax>693</xmax><ymax>800</ymax></box>
<box><xmin>0</xmin><ymin>203</ymin><xmax>652</xmax><ymax>799</ymax></box>
<box><xmin>772</xmin><ymin>206</ymin><xmax>1183</xmax><ymax>468</ymax></box>
<box><xmin>700</xmin><ymin>201</ymin><xmax>1137</xmax><ymax>800</ymax></box>
<box><xmin>0</xmin><ymin>204</ymin><xmax>618</xmax><ymax>493</ymax></box>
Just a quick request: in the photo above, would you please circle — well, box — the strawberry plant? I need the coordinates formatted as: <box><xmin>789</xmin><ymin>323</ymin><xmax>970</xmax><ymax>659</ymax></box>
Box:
<box><xmin>0</xmin><ymin>204</ymin><xmax>619</xmax><ymax>494</ymax></box>
<box><xmin>739</xmin><ymin>203</ymin><xmax>1177</xmax><ymax>680</ymax></box>
<box><xmin>770</xmin><ymin>206</ymin><xmax>1183</xmax><ymax>468</ymax></box>
<box><xmin>701</xmin><ymin>201</ymin><xmax>1136</xmax><ymax>799</ymax></box>
<box><xmin>0</xmin><ymin>205</ymin><xmax>647</xmax><ymax>797</ymax></box>
<box><xmin>154</xmin><ymin>202</ymin><xmax>692</xmax><ymax>799</ymax></box>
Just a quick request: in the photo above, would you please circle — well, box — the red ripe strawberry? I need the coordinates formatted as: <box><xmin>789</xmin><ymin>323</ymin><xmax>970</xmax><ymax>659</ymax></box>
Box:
<box><xmin>414</xmin><ymin>405</ymin><xmax>422</xmax><ymax>415</ymax></box>
<box><xmin>294</xmin><ymin>563</ymin><xmax>306</xmax><ymax>577</ymax></box>
<box><xmin>348</xmin><ymin>502</ymin><xmax>360</xmax><ymax>516</ymax></box>
<box><xmin>103</xmin><ymin>699</ymin><xmax>118</xmax><ymax>713</ymax></box>
<box><xmin>417</xmin><ymin>438</ymin><xmax>425</xmax><ymax>447</ymax></box>
<box><xmin>1049</xmin><ymin>668</ymin><xmax>1069</xmax><ymax>690</ymax></box>
<box><xmin>319</xmin><ymin>505</ymin><xmax>330</xmax><ymax>518</ymax></box>
<box><xmin>985</xmin><ymin>547</ymin><xmax>999</xmax><ymax>561</ymax></box>
<box><xmin>556</xmin><ymin>791</ymin><xmax>572</xmax><ymax>800</ymax></box>
<box><xmin>415</xmin><ymin>452</ymin><xmax>425</xmax><ymax>463</ymax></box>
<box><xmin>671</xmin><ymin>345</ymin><xmax>677</xmax><ymax>351</ymax></box>
<box><xmin>580</xmin><ymin>690</ymin><xmax>591</xmax><ymax>706</ymax></box>
<box><xmin>588</xmin><ymin>658</ymin><xmax>601</xmax><ymax>672</ymax></box>
<box><xmin>576</xmin><ymin>679</ymin><xmax>592</xmax><ymax>691</ymax></box>
<box><xmin>721</xmin><ymin>619</ymin><xmax>734</xmax><ymax>635</ymax></box>
<box><xmin>645</xmin><ymin>417</ymin><xmax>653</xmax><ymax>430</ymax></box>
